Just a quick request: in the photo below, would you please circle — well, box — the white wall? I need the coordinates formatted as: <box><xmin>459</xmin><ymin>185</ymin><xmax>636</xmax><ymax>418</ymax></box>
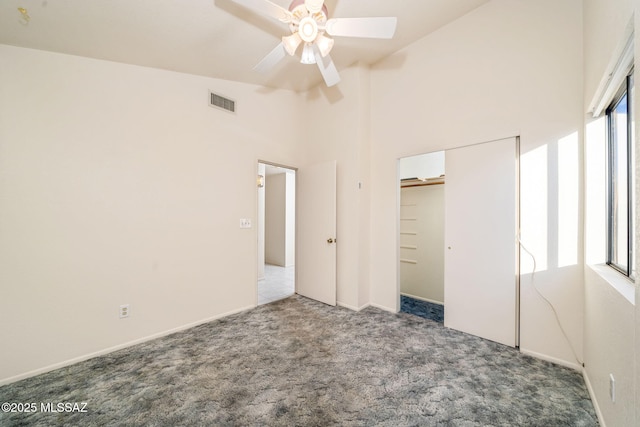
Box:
<box><xmin>265</xmin><ymin>173</ymin><xmax>287</xmax><ymax>266</ymax></box>
<box><xmin>582</xmin><ymin>0</ymin><xmax>638</xmax><ymax>425</ymax></box>
<box><xmin>265</xmin><ymin>172</ymin><xmax>295</xmax><ymax>267</ymax></box>
<box><xmin>285</xmin><ymin>172</ymin><xmax>295</xmax><ymax>267</ymax></box>
<box><xmin>369</xmin><ymin>0</ymin><xmax>584</xmax><ymax>368</ymax></box>
<box><xmin>0</xmin><ymin>45</ymin><xmax>304</xmax><ymax>384</ymax></box>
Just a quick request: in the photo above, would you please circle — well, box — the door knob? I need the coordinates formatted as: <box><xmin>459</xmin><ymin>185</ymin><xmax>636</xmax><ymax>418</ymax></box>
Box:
<box><xmin>327</xmin><ymin>238</ymin><xmax>335</xmax><ymax>244</ymax></box>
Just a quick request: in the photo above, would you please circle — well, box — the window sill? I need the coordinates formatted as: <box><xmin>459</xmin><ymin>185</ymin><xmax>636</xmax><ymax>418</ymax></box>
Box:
<box><xmin>587</xmin><ymin>264</ymin><xmax>636</xmax><ymax>305</ymax></box>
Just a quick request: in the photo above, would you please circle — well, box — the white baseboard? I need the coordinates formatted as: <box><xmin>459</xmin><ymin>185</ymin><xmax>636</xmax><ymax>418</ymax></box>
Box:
<box><xmin>0</xmin><ymin>304</ymin><xmax>255</xmax><ymax>386</ymax></box>
<box><xmin>400</xmin><ymin>293</ymin><xmax>444</xmax><ymax>306</ymax></box>
<box><xmin>368</xmin><ymin>302</ymin><xmax>398</xmax><ymax>313</ymax></box>
<box><xmin>582</xmin><ymin>369</ymin><xmax>606</xmax><ymax>427</ymax></box>
<box><xmin>337</xmin><ymin>301</ymin><xmax>370</xmax><ymax>312</ymax></box>
<box><xmin>519</xmin><ymin>348</ymin><xmax>583</xmax><ymax>371</ymax></box>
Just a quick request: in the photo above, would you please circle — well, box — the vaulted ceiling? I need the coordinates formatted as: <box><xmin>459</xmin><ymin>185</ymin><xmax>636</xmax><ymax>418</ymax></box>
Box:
<box><xmin>0</xmin><ymin>0</ymin><xmax>488</xmax><ymax>91</ymax></box>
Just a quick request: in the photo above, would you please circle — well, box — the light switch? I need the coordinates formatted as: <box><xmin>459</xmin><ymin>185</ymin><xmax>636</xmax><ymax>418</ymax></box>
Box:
<box><xmin>240</xmin><ymin>218</ymin><xmax>252</xmax><ymax>229</ymax></box>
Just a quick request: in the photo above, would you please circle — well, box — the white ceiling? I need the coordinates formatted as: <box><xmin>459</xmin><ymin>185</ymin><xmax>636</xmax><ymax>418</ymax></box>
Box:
<box><xmin>0</xmin><ymin>0</ymin><xmax>488</xmax><ymax>92</ymax></box>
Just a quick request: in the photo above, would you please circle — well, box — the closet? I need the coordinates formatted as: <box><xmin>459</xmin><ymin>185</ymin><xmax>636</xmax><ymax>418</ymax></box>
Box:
<box><xmin>399</xmin><ymin>137</ymin><xmax>519</xmax><ymax>347</ymax></box>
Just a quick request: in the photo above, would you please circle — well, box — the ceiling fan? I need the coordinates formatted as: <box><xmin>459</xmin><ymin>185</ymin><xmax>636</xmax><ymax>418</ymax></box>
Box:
<box><xmin>231</xmin><ymin>0</ymin><xmax>397</xmax><ymax>87</ymax></box>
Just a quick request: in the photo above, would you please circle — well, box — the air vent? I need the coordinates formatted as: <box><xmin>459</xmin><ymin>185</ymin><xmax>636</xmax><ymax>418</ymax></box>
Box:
<box><xmin>209</xmin><ymin>91</ymin><xmax>236</xmax><ymax>113</ymax></box>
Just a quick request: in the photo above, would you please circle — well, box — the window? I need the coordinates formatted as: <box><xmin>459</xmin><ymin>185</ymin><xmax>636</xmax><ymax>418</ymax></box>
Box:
<box><xmin>607</xmin><ymin>70</ymin><xmax>635</xmax><ymax>279</ymax></box>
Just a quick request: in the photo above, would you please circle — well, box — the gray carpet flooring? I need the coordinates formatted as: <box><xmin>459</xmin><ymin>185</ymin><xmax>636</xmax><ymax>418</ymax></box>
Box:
<box><xmin>0</xmin><ymin>295</ymin><xmax>598</xmax><ymax>426</ymax></box>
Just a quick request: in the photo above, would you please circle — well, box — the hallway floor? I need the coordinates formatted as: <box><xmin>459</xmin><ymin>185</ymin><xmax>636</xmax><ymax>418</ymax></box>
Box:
<box><xmin>258</xmin><ymin>264</ymin><xmax>294</xmax><ymax>305</ymax></box>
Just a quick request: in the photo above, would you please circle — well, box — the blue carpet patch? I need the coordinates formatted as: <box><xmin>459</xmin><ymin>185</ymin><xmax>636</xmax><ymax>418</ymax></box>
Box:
<box><xmin>401</xmin><ymin>295</ymin><xmax>444</xmax><ymax>323</ymax></box>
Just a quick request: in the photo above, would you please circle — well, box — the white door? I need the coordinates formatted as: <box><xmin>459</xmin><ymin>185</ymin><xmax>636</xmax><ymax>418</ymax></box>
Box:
<box><xmin>296</xmin><ymin>160</ymin><xmax>337</xmax><ymax>306</ymax></box>
<box><xmin>444</xmin><ymin>138</ymin><xmax>518</xmax><ymax>347</ymax></box>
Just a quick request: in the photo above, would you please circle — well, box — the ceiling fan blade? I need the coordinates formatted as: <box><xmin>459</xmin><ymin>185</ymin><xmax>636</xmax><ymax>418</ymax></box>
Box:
<box><xmin>231</xmin><ymin>0</ymin><xmax>293</xmax><ymax>23</ymax></box>
<box><xmin>314</xmin><ymin>45</ymin><xmax>340</xmax><ymax>87</ymax></box>
<box><xmin>325</xmin><ymin>17</ymin><xmax>397</xmax><ymax>39</ymax></box>
<box><xmin>254</xmin><ymin>42</ymin><xmax>287</xmax><ymax>74</ymax></box>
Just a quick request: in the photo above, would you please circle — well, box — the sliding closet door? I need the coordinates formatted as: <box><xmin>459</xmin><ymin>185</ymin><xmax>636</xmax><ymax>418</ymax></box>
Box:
<box><xmin>444</xmin><ymin>138</ymin><xmax>518</xmax><ymax>347</ymax></box>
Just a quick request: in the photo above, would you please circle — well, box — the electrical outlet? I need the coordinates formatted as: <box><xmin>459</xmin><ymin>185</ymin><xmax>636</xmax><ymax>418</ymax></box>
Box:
<box><xmin>609</xmin><ymin>374</ymin><xmax>615</xmax><ymax>402</ymax></box>
<box><xmin>240</xmin><ymin>218</ymin><xmax>252</xmax><ymax>229</ymax></box>
<box><xmin>119</xmin><ymin>304</ymin><xmax>130</xmax><ymax>319</ymax></box>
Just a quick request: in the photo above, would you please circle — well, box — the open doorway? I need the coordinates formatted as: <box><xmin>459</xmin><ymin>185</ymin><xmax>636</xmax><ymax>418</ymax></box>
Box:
<box><xmin>399</xmin><ymin>151</ymin><xmax>445</xmax><ymax>322</ymax></box>
<box><xmin>257</xmin><ymin>162</ymin><xmax>296</xmax><ymax>305</ymax></box>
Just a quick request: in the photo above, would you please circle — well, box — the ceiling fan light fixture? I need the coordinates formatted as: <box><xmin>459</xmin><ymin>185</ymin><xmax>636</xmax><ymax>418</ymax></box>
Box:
<box><xmin>282</xmin><ymin>32</ymin><xmax>303</xmax><ymax>56</ymax></box>
<box><xmin>300</xmin><ymin>44</ymin><xmax>316</xmax><ymax>64</ymax></box>
<box><xmin>315</xmin><ymin>34</ymin><xmax>334</xmax><ymax>57</ymax></box>
<box><xmin>298</xmin><ymin>16</ymin><xmax>318</xmax><ymax>43</ymax></box>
